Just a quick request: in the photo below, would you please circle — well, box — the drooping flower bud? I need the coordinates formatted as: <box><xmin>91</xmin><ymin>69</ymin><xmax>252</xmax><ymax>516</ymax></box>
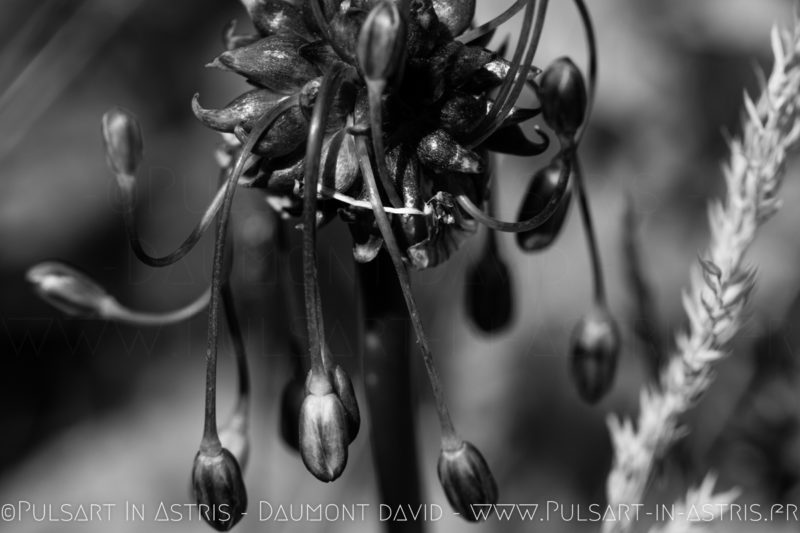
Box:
<box><xmin>299</xmin><ymin>371</ymin><xmax>349</xmax><ymax>482</ymax></box>
<box><xmin>356</xmin><ymin>1</ymin><xmax>406</xmax><ymax>82</ymax></box>
<box><xmin>191</xmin><ymin>447</ymin><xmax>248</xmax><ymax>531</ymax></box>
<box><xmin>569</xmin><ymin>305</ymin><xmax>620</xmax><ymax>404</ymax></box>
<box><xmin>26</xmin><ymin>262</ymin><xmax>113</xmax><ymax>318</ymax></box>
<box><xmin>437</xmin><ymin>440</ymin><xmax>498</xmax><ymax>522</ymax></box>
<box><xmin>539</xmin><ymin>57</ymin><xmax>587</xmax><ymax>139</ymax></box>
<box><xmin>465</xmin><ymin>231</ymin><xmax>514</xmax><ymax>333</ymax></box>
<box><xmin>279</xmin><ymin>376</ymin><xmax>305</xmax><ymax>452</ymax></box>
<box><xmin>101</xmin><ymin>107</ymin><xmax>143</xmax><ymax>176</ymax></box>
<box><xmin>416</xmin><ymin>129</ymin><xmax>484</xmax><ymax>174</ymax></box>
<box><xmin>515</xmin><ymin>159</ymin><xmax>573</xmax><ymax>252</ymax></box>
<box><xmin>331</xmin><ymin>365</ymin><xmax>360</xmax><ymax>442</ymax></box>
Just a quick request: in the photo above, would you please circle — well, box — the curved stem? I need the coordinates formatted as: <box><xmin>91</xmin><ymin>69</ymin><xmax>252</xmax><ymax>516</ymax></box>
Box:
<box><xmin>457</xmin><ymin>0</ymin><xmax>527</xmax><ymax>45</ymax></box>
<box><xmin>201</xmin><ymin>97</ymin><xmax>298</xmax><ymax>450</ymax></box>
<box><xmin>455</xmin><ymin>153</ymin><xmax>572</xmax><ymax>233</ymax></box>
<box><xmin>222</xmin><ymin>281</ymin><xmax>250</xmax><ymax>417</ymax></box>
<box><xmin>115</xmin><ymin>175</ymin><xmax>228</xmax><ymax>268</ymax></box>
<box><xmin>302</xmin><ymin>63</ymin><xmax>350</xmax><ymax>375</ymax></box>
<box><xmin>572</xmin><ymin>0</ymin><xmax>597</xmax><ymax>145</ymax></box>
<box><xmin>573</xmin><ymin>154</ymin><xmax>606</xmax><ymax>305</ymax></box>
<box><xmin>104</xmin><ymin>288</ymin><xmax>210</xmax><ymax>326</ymax></box>
<box><xmin>367</xmin><ymin>80</ymin><xmax>404</xmax><ymax>208</ymax></box>
<box><xmin>355</xmin><ymin>136</ymin><xmax>457</xmax><ymax>440</ymax></box>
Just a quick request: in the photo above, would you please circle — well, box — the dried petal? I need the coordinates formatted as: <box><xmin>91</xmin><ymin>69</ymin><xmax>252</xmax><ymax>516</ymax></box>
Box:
<box><xmin>407</xmin><ymin>191</ymin><xmax>478</xmax><ymax>269</ymax></box>
<box><xmin>211</xmin><ymin>35</ymin><xmax>320</xmax><ymax>94</ymax></box>
<box><xmin>570</xmin><ymin>306</ymin><xmax>620</xmax><ymax>404</ymax></box>
<box><xmin>192</xmin><ymin>90</ymin><xmax>279</xmax><ymax>133</ymax></box>
<box><xmin>247</xmin><ymin>0</ymin><xmax>311</xmax><ymax>39</ymax></box>
<box><xmin>233</xmin><ymin>104</ymin><xmax>308</xmax><ymax>158</ymax></box>
<box><xmin>483</xmin><ymin>124</ymin><xmax>548</xmax><ymax>156</ymax></box>
<box><xmin>191</xmin><ymin>448</ymin><xmax>248</xmax><ymax>531</ymax></box>
<box><xmin>437</xmin><ymin>440</ymin><xmax>498</xmax><ymax>522</ymax></box>
<box><xmin>101</xmin><ymin>107</ymin><xmax>143</xmax><ymax>175</ymax></box>
<box><xmin>27</xmin><ymin>262</ymin><xmax>112</xmax><ymax>318</ymax></box>
<box><xmin>438</xmin><ymin>92</ymin><xmax>486</xmax><ymax>136</ymax></box>
<box><xmin>431</xmin><ymin>0</ymin><xmax>475</xmax><ymax>38</ymax></box>
<box><xmin>416</xmin><ymin>129</ymin><xmax>484</xmax><ymax>174</ymax></box>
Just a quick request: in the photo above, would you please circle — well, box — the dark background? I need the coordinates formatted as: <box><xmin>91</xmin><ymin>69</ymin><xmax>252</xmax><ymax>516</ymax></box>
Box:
<box><xmin>1</xmin><ymin>1</ymin><xmax>800</xmax><ymax>531</ymax></box>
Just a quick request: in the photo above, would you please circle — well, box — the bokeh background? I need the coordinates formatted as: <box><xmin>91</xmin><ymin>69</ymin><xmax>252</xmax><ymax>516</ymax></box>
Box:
<box><xmin>2</xmin><ymin>0</ymin><xmax>800</xmax><ymax>532</ymax></box>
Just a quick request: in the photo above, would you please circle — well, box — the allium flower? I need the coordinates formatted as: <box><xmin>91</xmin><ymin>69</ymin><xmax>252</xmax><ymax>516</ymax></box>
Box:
<box><xmin>28</xmin><ymin>0</ymin><xmax>619</xmax><ymax>527</ymax></box>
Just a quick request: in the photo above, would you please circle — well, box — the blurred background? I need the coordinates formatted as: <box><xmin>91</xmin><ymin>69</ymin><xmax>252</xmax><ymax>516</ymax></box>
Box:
<box><xmin>2</xmin><ymin>0</ymin><xmax>800</xmax><ymax>531</ymax></box>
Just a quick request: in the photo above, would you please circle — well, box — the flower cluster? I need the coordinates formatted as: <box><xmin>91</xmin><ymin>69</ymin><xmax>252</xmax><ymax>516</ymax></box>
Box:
<box><xmin>26</xmin><ymin>0</ymin><xmax>618</xmax><ymax>530</ymax></box>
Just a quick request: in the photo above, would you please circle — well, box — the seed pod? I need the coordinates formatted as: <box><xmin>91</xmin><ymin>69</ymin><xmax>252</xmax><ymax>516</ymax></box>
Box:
<box><xmin>299</xmin><ymin>371</ymin><xmax>349</xmax><ymax>482</ymax></box>
<box><xmin>465</xmin><ymin>232</ymin><xmax>513</xmax><ymax>333</ymax></box>
<box><xmin>218</xmin><ymin>412</ymin><xmax>250</xmax><ymax>472</ymax></box>
<box><xmin>539</xmin><ymin>57</ymin><xmax>587</xmax><ymax>139</ymax></box>
<box><xmin>516</xmin><ymin>160</ymin><xmax>572</xmax><ymax>252</ymax></box>
<box><xmin>26</xmin><ymin>262</ymin><xmax>113</xmax><ymax>318</ymax></box>
<box><xmin>438</xmin><ymin>92</ymin><xmax>486</xmax><ymax>137</ymax></box>
<box><xmin>101</xmin><ymin>107</ymin><xmax>143</xmax><ymax>176</ymax></box>
<box><xmin>191</xmin><ymin>90</ymin><xmax>279</xmax><ymax>133</ymax></box>
<box><xmin>210</xmin><ymin>35</ymin><xmax>320</xmax><ymax>94</ymax></box>
<box><xmin>247</xmin><ymin>0</ymin><xmax>311</xmax><ymax>39</ymax></box>
<box><xmin>279</xmin><ymin>376</ymin><xmax>305</xmax><ymax>452</ymax></box>
<box><xmin>416</xmin><ymin>129</ymin><xmax>484</xmax><ymax>174</ymax></box>
<box><xmin>569</xmin><ymin>306</ymin><xmax>620</xmax><ymax>404</ymax></box>
<box><xmin>437</xmin><ymin>440</ymin><xmax>498</xmax><ymax>521</ymax></box>
<box><xmin>331</xmin><ymin>365</ymin><xmax>360</xmax><ymax>443</ymax></box>
<box><xmin>357</xmin><ymin>1</ymin><xmax>406</xmax><ymax>82</ymax></box>
<box><xmin>191</xmin><ymin>448</ymin><xmax>248</xmax><ymax>531</ymax></box>
<box><xmin>432</xmin><ymin>0</ymin><xmax>475</xmax><ymax>38</ymax></box>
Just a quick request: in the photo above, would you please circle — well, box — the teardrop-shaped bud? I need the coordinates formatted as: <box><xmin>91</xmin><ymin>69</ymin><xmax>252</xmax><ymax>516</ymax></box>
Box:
<box><xmin>246</xmin><ymin>0</ymin><xmax>311</xmax><ymax>39</ymax></box>
<box><xmin>516</xmin><ymin>160</ymin><xmax>572</xmax><ymax>252</ymax></box>
<box><xmin>416</xmin><ymin>129</ymin><xmax>484</xmax><ymax>174</ymax></box>
<box><xmin>431</xmin><ymin>0</ymin><xmax>475</xmax><ymax>38</ymax></box>
<box><xmin>437</xmin><ymin>440</ymin><xmax>498</xmax><ymax>522</ymax></box>
<box><xmin>357</xmin><ymin>1</ymin><xmax>406</xmax><ymax>82</ymax></box>
<box><xmin>465</xmin><ymin>232</ymin><xmax>513</xmax><ymax>333</ymax></box>
<box><xmin>192</xmin><ymin>91</ymin><xmax>279</xmax><ymax>133</ymax></box>
<box><xmin>191</xmin><ymin>447</ymin><xmax>248</xmax><ymax>531</ymax></box>
<box><xmin>438</xmin><ymin>92</ymin><xmax>486</xmax><ymax>137</ymax></box>
<box><xmin>539</xmin><ymin>57</ymin><xmax>587</xmax><ymax>139</ymax></box>
<box><xmin>101</xmin><ymin>107</ymin><xmax>143</xmax><ymax>176</ymax></box>
<box><xmin>319</xmin><ymin>131</ymin><xmax>360</xmax><ymax>195</ymax></box>
<box><xmin>279</xmin><ymin>376</ymin><xmax>306</xmax><ymax>452</ymax></box>
<box><xmin>210</xmin><ymin>35</ymin><xmax>320</xmax><ymax>94</ymax></box>
<box><xmin>569</xmin><ymin>306</ymin><xmax>620</xmax><ymax>404</ymax></box>
<box><xmin>218</xmin><ymin>411</ymin><xmax>250</xmax><ymax>472</ymax></box>
<box><xmin>331</xmin><ymin>365</ymin><xmax>360</xmax><ymax>443</ymax></box>
<box><xmin>299</xmin><ymin>371</ymin><xmax>349</xmax><ymax>482</ymax></box>
<box><xmin>26</xmin><ymin>262</ymin><xmax>113</xmax><ymax>318</ymax></box>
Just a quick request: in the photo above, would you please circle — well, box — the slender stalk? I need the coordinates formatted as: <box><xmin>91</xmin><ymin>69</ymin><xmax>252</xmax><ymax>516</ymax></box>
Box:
<box><xmin>201</xmin><ymin>97</ymin><xmax>297</xmax><ymax>450</ymax></box>
<box><xmin>572</xmin><ymin>0</ymin><xmax>597</xmax><ymax>145</ymax></box>
<box><xmin>456</xmin><ymin>0</ymin><xmax>527</xmax><ymax>45</ymax></box>
<box><xmin>572</xmin><ymin>154</ymin><xmax>606</xmax><ymax>305</ymax></box>
<box><xmin>455</xmin><ymin>152</ymin><xmax>572</xmax><ymax>233</ymax></box>
<box><xmin>367</xmin><ymin>80</ymin><xmax>404</xmax><ymax>208</ymax></box>
<box><xmin>355</xmin><ymin>136</ymin><xmax>457</xmax><ymax>441</ymax></box>
<box><xmin>104</xmin><ymin>288</ymin><xmax>210</xmax><ymax>325</ymax></box>
<box><xmin>116</xmin><ymin>179</ymin><xmax>227</xmax><ymax>268</ymax></box>
<box><xmin>301</xmin><ymin>63</ymin><xmax>350</xmax><ymax>376</ymax></box>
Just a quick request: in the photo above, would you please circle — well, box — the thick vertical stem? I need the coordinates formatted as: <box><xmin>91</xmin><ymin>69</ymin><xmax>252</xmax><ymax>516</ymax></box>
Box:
<box><xmin>357</xmin><ymin>251</ymin><xmax>424</xmax><ymax>533</ymax></box>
